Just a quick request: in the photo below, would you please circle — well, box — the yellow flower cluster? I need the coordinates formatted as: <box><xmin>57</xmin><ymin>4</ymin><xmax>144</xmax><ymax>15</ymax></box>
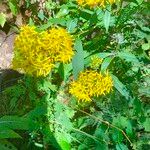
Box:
<box><xmin>69</xmin><ymin>70</ymin><xmax>113</xmax><ymax>102</ymax></box>
<box><xmin>12</xmin><ymin>25</ymin><xmax>74</xmax><ymax>77</ymax></box>
<box><xmin>90</xmin><ymin>55</ymin><xmax>103</xmax><ymax>69</ymax></box>
<box><xmin>77</xmin><ymin>0</ymin><xmax>117</xmax><ymax>8</ymax></box>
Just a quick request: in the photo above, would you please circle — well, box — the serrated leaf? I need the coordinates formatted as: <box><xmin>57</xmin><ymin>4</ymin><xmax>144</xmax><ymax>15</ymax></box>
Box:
<box><xmin>0</xmin><ymin>13</ymin><xmax>6</xmax><ymax>27</ymax></box>
<box><xmin>111</xmin><ymin>74</ymin><xmax>129</xmax><ymax>99</ymax></box>
<box><xmin>72</xmin><ymin>38</ymin><xmax>84</xmax><ymax>80</ymax></box>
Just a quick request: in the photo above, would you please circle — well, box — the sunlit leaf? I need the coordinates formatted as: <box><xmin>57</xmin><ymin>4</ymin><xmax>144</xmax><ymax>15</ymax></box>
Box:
<box><xmin>72</xmin><ymin>38</ymin><xmax>84</xmax><ymax>80</ymax></box>
<box><xmin>0</xmin><ymin>13</ymin><xmax>6</xmax><ymax>27</ymax></box>
<box><xmin>103</xmin><ymin>6</ymin><xmax>111</xmax><ymax>33</ymax></box>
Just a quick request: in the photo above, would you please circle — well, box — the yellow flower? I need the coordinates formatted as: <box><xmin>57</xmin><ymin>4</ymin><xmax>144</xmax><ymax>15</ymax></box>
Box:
<box><xmin>12</xmin><ymin>25</ymin><xmax>74</xmax><ymax>77</ymax></box>
<box><xmin>47</xmin><ymin>28</ymin><xmax>74</xmax><ymax>63</ymax></box>
<box><xmin>90</xmin><ymin>55</ymin><xmax>103</xmax><ymax>69</ymax></box>
<box><xmin>69</xmin><ymin>70</ymin><xmax>113</xmax><ymax>102</ymax></box>
<box><xmin>77</xmin><ymin>0</ymin><xmax>118</xmax><ymax>8</ymax></box>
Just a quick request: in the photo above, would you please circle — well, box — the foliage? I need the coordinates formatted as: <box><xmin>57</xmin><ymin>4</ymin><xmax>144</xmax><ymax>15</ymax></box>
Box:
<box><xmin>0</xmin><ymin>0</ymin><xmax>150</xmax><ymax>150</ymax></box>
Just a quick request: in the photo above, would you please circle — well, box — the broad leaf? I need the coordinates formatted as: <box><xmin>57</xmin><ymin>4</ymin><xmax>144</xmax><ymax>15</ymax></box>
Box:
<box><xmin>0</xmin><ymin>129</ymin><xmax>21</xmax><ymax>139</ymax></box>
<box><xmin>72</xmin><ymin>38</ymin><xmax>84</xmax><ymax>80</ymax></box>
<box><xmin>111</xmin><ymin>74</ymin><xmax>129</xmax><ymax>99</ymax></box>
<box><xmin>0</xmin><ymin>116</ymin><xmax>30</xmax><ymax>130</ymax></box>
<box><xmin>118</xmin><ymin>52</ymin><xmax>139</xmax><ymax>64</ymax></box>
<box><xmin>103</xmin><ymin>6</ymin><xmax>111</xmax><ymax>33</ymax></box>
<box><xmin>101</xmin><ymin>56</ymin><xmax>113</xmax><ymax>72</ymax></box>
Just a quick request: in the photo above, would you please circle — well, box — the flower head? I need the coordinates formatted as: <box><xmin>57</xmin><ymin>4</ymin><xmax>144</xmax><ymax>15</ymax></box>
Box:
<box><xmin>69</xmin><ymin>70</ymin><xmax>113</xmax><ymax>102</ymax></box>
<box><xmin>47</xmin><ymin>28</ymin><xmax>74</xmax><ymax>63</ymax></box>
<box><xmin>12</xmin><ymin>25</ymin><xmax>74</xmax><ymax>77</ymax></box>
<box><xmin>77</xmin><ymin>0</ymin><xmax>118</xmax><ymax>8</ymax></box>
<box><xmin>90</xmin><ymin>55</ymin><xmax>103</xmax><ymax>69</ymax></box>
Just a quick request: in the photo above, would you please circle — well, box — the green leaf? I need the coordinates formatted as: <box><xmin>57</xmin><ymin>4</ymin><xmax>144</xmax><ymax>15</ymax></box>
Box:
<box><xmin>101</xmin><ymin>56</ymin><xmax>113</xmax><ymax>72</ymax></box>
<box><xmin>42</xmin><ymin>126</ymin><xmax>62</xmax><ymax>150</ymax></box>
<box><xmin>59</xmin><ymin>139</ymin><xmax>71</xmax><ymax>150</ymax></box>
<box><xmin>49</xmin><ymin>18</ymin><xmax>66</xmax><ymax>26</ymax></box>
<box><xmin>96</xmin><ymin>141</ymin><xmax>108</xmax><ymax>150</ymax></box>
<box><xmin>55</xmin><ymin>132</ymin><xmax>71</xmax><ymax>150</ymax></box>
<box><xmin>37</xmin><ymin>21</ymin><xmax>52</xmax><ymax>31</ymax></box>
<box><xmin>29</xmin><ymin>18</ymin><xmax>34</xmax><ymax>26</ymax></box>
<box><xmin>26</xmin><ymin>105</ymin><xmax>47</xmax><ymax>118</ymax></box>
<box><xmin>0</xmin><ymin>13</ymin><xmax>6</xmax><ymax>27</ymax></box>
<box><xmin>64</xmin><ymin>64</ymin><xmax>72</xmax><ymax>81</ymax></box>
<box><xmin>72</xmin><ymin>38</ymin><xmax>84</xmax><ymax>80</ymax></box>
<box><xmin>111</xmin><ymin>74</ymin><xmax>129</xmax><ymax>99</ymax></box>
<box><xmin>126</xmin><ymin>121</ymin><xmax>133</xmax><ymax>137</ymax></box>
<box><xmin>0</xmin><ymin>140</ymin><xmax>17</xmax><ymax>150</ymax></box>
<box><xmin>8</xmin><ymin>1</ymin><xmax>18</xmax><ymax>16</ymax></box>
<box><xmin>58</xmin><ymin>63</ymin><xmax>64</xmax><ymax>80</ymax></box>
<box><xmin>58</xmin><ymin>63</ymin><xmax>72</xmax><ymax>81</ymax></box>
<box><xmin>142</xmin><ymin>43</ymin><xmax>150</xmax><ymax>51</ymax></box>
<box><xmin>103</xmin><ymin>6</ymin><xmax>111</xmax><ymax>33</ymax></box>
<box><xmin>133</xmin><ymin>98</ymin><xmax>143</xmax><ymax>116</ymax></box>
<box><xmin>112</xmin><ymin>129</ymin><xmax>123</xmax><ymax>143</ymax></box>
<box><xmin>38</xmin><ymin>10</ymin><xmax>45</xmax><ymax>21</ymax></box>
<box><xmin>118</xmin><ymin>52</ymin><xmax>139</xmax><ymax>64</ymax></box>
<box><xmin>113</xmin><ymin>116</ymin><xmax>128</xmax><ymax>128</ymax></box>
<box><xmin>116</xmin><ymin>143</ymin><xmax>129</xmax><ymax>150</ymax></box>
<box><xmin>67</xmin><ymin>19</ymin><xmax>77</xmax><ymax>33</ymax></box>
<box><xmin>0</xmin><ymin>116</ymin><xmax>30</xmax><ymax>130</ymax></box>
<box><xmin>136</xmin><ymin>0</ymin><xmax>144</xmax><ymax>5</ymax></box>
<box><xmin>98</xmin><ymin>52</ymin><xmax>114</xmax><ymax>59</ymax></box>
<box><xmin>56</xmin><ymin>5</ymin><xmax>69</xmax><ymax>18</ymax></box>
<box><xmin>143</xmin><ymin>118</ymin><xmax>150</xmax><ymax>132</ymax></box>
<box><xmin>0</xmin><ymin>129</ymin><xmax>21</xmax><ymax>139</ymax></box>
